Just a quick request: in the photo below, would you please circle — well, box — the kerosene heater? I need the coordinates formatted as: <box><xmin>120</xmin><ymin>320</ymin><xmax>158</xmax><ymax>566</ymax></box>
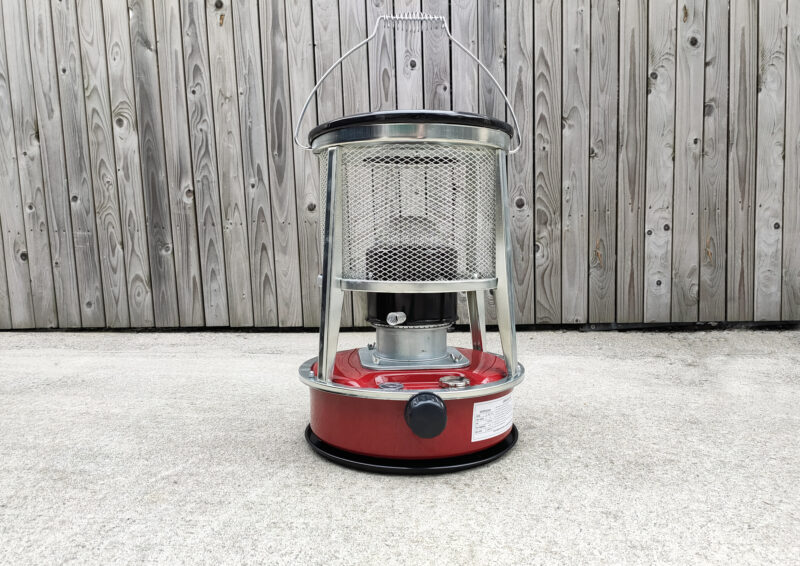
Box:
<box><xmin>293</xmin><ymin>13</ymin><xmax>524</xmax><ymax>473</ymax></box>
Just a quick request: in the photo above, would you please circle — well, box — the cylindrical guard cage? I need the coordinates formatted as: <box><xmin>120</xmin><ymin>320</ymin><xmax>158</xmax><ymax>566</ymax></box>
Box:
<box><xmin>318</xmin><ymin>141</ymin><xmax>497</xmax><ymax>283</ymax></box>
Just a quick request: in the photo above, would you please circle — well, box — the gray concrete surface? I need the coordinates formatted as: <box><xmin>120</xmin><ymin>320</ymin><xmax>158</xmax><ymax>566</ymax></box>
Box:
<box><xmin>0</xmin><ymin>329</ymin><xmax>798</xmax><ymax>565</ymax></box>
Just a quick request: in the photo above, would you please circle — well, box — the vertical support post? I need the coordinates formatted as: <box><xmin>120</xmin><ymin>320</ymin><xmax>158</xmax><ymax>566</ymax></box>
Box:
<box><xmin>318</xmin><ymin>148</ymin><xmax>344</xmax><ymax>382</ymax></box>
<box><xmin>467</xmin><ymin>290</ymin><xmax>487</xmax><ymax>351</ymax></box>
<box><xmin>493</xmin><ymin>150</ymin><xmax>518</xmax><ymax>377</ymax></box>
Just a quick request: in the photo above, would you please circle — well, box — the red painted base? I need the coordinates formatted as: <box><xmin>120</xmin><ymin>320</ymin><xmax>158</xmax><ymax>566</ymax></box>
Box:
<box><xmin>308</xmin><ymin>348</ymin><xmax>516</xmax><ymax>459</ymax></box>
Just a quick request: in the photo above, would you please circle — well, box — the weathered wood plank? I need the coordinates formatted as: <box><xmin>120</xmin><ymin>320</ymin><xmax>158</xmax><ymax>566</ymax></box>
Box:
<box><xmin>312</xmin><ymin>0</ymin><xmax>354</xmax><ymax>328</ymax></box>
<box><xmin>727</xmin><ymin>0</ymin><xmax>757</xmax><ymax>321</ymax></box>
<box><xmin>533</xmin><ymin>0</ymin><xmax>561</xmax><ymax>323</ymax></box>
<box><xmin>784</xmin><ymin>0</ymin><xmax>800</xmax><ymax>320</ymax></box>
<box><xmin>451</xmin><ymin>0</ymin><xmax>478</xmax><ymax>114</ymax></box>
<box><xmin>505</xmin><ymin>0</ymin><xmax>534</xmax><ymax>324</ymax></box>
<box><xmin>286</xmin><ymin>0</ymin><xmax>322</xmax><ymax>328</ymax></box>
<box><xmin>231</xmin><ymin>0</ymin><xmax>279</xmax><ymax>327</ymax></box>
<box><xmin>451</xmin><ymin>0</ymin><xmax>478</xmax><ymax>323</ymax></box>
<box><xmin>180</xmin><ymin>0</ymin><xmax>230</xmax><ymax>326</ymax></box>
<box><xmin>76</xmin><ymin>0</ymin><xmax>130</xmax><ymax>328</ymax></box>
<box><xmin>51</xmin><ymin>0</ymin><xmax>106</xmax><ymax>327</ymax></box>
<box><xmin>394</xmin><ymin>0</ymin><xmax>424</xmax><ymax>109</ymax></box>
<box><xmin>562</xmin><ymin>0</ymin><xmax>590</xmax><ymax>324</ymax></box>
<box><xmin>699</xmin><ymin>0</ymin><xmax>729</xmax><ymax>322</ymax></box>
<box><xmin>616</xmin><ymin>0</ymin><xmax>647</xmax><ymax>323</ymax></box>
<box><xmin>479</xmin><ymin>0</ymin><xmax>505</xmax><ymax>324</ymax></box>
<box><xmin>102</xmin><ymin>0</ymin><xmax>154</xmax><ymax>327</ymax></box>
<box><xmin>421</xmin><ymin>0</ymin><xmax>450</xmax><ymax>110</ymax></box>
<box><xmin>643</xmin><ymin>0</ymin><xmax>676</xmax><ymax>323</ymax></box>
<box><xmin>24</xmin><ymin>0</ymin><xmax>83</xmax><ymax>327</ymax></box>
<box><xmin>671</xmin><ymin>0</ymin><xmax>705</xmax><ymax>322</ymax></box>
<box><xmin>588</xmin><ymin>0</ymin><xmax>618</xmax><ymax>323</ymax></box>
<box><xmin>0</xmin><ymin>4</ymin><xmax>36</xmax><ymax>328</ymax></box>
<box><xmin>128</xmin><ymin>0</ymin><xmax>181</xmax><ymax>326</ymax></box>
<box><xmin>261</xmin><ymin>0</ymin><xmax>303</xmax><ymax>326</ymax></box>
<box><xmin>153</xmin><ymin>0</ymin><xmax>206</xmax><ymax>326</ymax></box>
<box><xmin>367</xmin><ymin>0</ymin><xmax>396</xmax><ymax>111</ymax></box>
<box><xmin>0</xmin><ymin>230</ymin><xmax>10</xmax><ymax>328</ymax></box>
<box><xmin>479</xmin><ymin>0</ymin><xmax>505</xmax><ymax>121</ymax></box>
<box><xmin>205</xmin><ymin>0</ymin><xmax>253</xmax><ymax>327</ymax></box>
<box><xmin>339</xmin><ymin>0</ymin><xmax>371</xmax><ymax>327</ymax></box>
<box><xmin>754</xmin><ymin>0</ymin><xmax>787</xmax><ymax>321</ymax></box>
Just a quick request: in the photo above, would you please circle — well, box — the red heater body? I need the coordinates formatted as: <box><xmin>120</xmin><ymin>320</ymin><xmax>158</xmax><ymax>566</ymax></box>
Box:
<box><xmin>294</xmin><ymin>13</ymin><xmax>524</xmax><ymax>473</ymax></box>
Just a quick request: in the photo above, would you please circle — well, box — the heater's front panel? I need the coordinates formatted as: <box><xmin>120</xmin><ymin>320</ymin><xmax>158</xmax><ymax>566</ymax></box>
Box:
<box><xmin>319</xmin><ymin>143</ymin><xmax>497</xmax><ymax>283</ymax></box>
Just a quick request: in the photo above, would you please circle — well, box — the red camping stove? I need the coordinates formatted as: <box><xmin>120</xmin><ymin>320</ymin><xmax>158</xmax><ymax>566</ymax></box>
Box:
<box><xmin>293</xmin><ymin>12</ymin><xmax>524</xmax><ymax>473</ymax></box>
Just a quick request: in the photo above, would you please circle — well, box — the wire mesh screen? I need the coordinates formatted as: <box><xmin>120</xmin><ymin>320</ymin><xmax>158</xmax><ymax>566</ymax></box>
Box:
<box><xmin>319</xmin><ymin>143</ymin><xmax>497</xmax><ymax>282</ymax></box>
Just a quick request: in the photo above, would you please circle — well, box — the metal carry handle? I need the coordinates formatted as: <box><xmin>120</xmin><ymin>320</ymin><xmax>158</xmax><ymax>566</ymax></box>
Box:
<box><xmin>292</xmin><ymin>12</ymin><xmax>523</xmax><ymax>154</ymax></box>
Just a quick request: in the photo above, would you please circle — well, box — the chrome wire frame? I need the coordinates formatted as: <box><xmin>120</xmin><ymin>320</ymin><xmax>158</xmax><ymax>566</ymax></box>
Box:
<box><xmin>318</xmin><ymin>148</ymin><xmax>344</xmax><ymax>383</ymax></box>
<box><xmin>493</xmin><ymin>150</ymin><xmax>518</xmax><ymax>378</ymax></box>
<box><xmin>311</xmin><ymin>142</ymin><xmax>521</xmax><ymax>392</ymax></box>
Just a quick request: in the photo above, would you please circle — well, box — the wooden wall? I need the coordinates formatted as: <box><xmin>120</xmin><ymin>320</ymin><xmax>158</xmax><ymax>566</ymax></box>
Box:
<box><xmin>0</xmin><ymin>0</ymin><xmax>798</xmax><ymax>329</ymax></box>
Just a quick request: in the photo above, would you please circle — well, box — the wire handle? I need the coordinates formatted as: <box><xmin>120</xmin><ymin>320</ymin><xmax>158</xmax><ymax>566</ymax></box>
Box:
<box><xmin>293</xmin><ymin>12</ymin><xmax>522</xmax><ymax>154</ymax></box>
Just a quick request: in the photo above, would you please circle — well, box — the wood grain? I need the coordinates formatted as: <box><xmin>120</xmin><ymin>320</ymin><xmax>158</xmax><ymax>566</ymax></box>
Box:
<box><xmin>784</xmin><ymin>0</ymin><xmax>800</xmax><ymax>320</ymax></box>
<box><xmin>588</xmin><ymin>0</ymin><xmax>618</xmax><ymax>323</ymax></box>
<box><xmin>451</xmin><ymin>0</ymin><xmax>478</xmax><ymax>323</ymax></box>
<box><xmin>533</xmin><ymin>0</ymin><xmax>561</xmax><ymax>323</ymax></box>
<box><xmin>754</xmin><ymin>0</ymin><xmax>786</xmax><ymax>321</ymax></box>
<box><xmin>76</xmin><ymin>0</ymin><xmax>130</xmax><ymax>328</ymax></box>
<box><xmin>616</xmin><ymin>0</ymin><xmax>647</xmax><ymax>323</ymax></box>
<box><xmin>0</xmin><ymin>229</ymin><xmax>9</xmax><ymax>328</ymax></box>
<box><xmin>562</xmin><ymin>0</ymin><xmax>590</xmax><ymax>324</ymax></box>
<box><xmin>231</xmin><ymin>0</ymin><xmax>279</xmax><ymax>327</ymax></box>
<box><xmin>180</xmin><ymin>0</ymin><xmax>230</xmax><ymax>326</ymax></box>
<box><xmin>102</xmin><ymin>0</ymin><xmax>154</xmax><ymax>327</ymax></box>
<box><xmin>505</xmin><ymin>0</ymin><xmax>534</xmax><ymax>324</ymax></box>
<box><xmin>727</xmin><ymin>0</ymin><xmax>757</xmax><ymax>321</ymax></box>
<box><xmin>205</xmin><ymin>0</ymin><xmax>253</xmax><ymax>327</ymax></box>
<box><xmin>643</xmin><ymin>0</ymin><xmax>676</xmax><ymax>323</ymax></box>
<box><xmin>394</xmin><ymin>0</ymin><xmax>424</xmax><ymax>110</ymax></box>
<box><xmin>1</xmin><ymin>0</ymin><xmax>797</xmax><ymax>328</ymax></box>
<box><xmin>421</xmin><ymin>0</ymin><xmax>450</xmax><ymax>110</ymax></box>
<box><xmin>0</xmin><ymin>3</ymin><xmax>36</xmax><ymax>328</ymax></box>
<box><xmin>2</xmin><ymin>1</ymin><xmax>57</xmax><ymax>328</ymax></box>
<box><xmin>479</xmin><ymin>0</ymin><xmax>505</xmax><ymax>325</ymax></box>
<box><xmin>312</xmin><ymin>0</ymin><xmax>354</xmax><ymax>328</ymax></box>
<box><xmin>367</xmin><ymin>0</ymin><xmax>396</xmax><ymax>111</ymax></box>
<box><xmin>286</xmin><ymin>0</ymin><xmax>322</xmax><ymax>328</ymax></box>
<box><xmin>338</xmin><ymin>0</ymin><xmax>371</xmax><ymax>327</ymax></box>
<box><xmin>451</xmin><ymin>0</ymin><xmax>478</xmax><ymax>114</ymax></box>
<box><xmin>699</xmin><ymin>0</ymin><xmax>729</xmax><ymax>322</ymax></box>
<box><xmin>261</xmin><ymin>0</ymin><xmax>303</xmax><ymax>326</ymax></box>
<box><xmin>128</xmin><ymin>0</ymin><xmax>181</xmax><ymax>326</ymax></box>
<box><xmin>154</xmin><ymin>0</ymin><xmax>206</xmax><ymax>326</ymax></box>
<box><xmin>671</xmin><ymin>0</ymin><xmax>705</xmax><ymax>322</ymax></box>
<box><xmin>24</xmin><ymin>0</ymin><xmax>83</xmax><ymax>327</ymax></box>
<box><xmin>51</xmin><ymin>0</ymin><xmax>105</xmax><ymax>327</ymax></box>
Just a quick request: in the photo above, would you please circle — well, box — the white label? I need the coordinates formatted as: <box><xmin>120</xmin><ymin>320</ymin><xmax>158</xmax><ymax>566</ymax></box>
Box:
<box><xmin>471</xmin><ymin>394</ymin><xmax>513</xmax><ymax>442</ymax></box>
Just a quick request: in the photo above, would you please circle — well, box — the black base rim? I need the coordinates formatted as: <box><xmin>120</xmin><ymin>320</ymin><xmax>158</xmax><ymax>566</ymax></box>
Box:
<box><xmin>304</xmin><ymin>424</ymin><xmax>518</xmax><ymax>475</ymax></box>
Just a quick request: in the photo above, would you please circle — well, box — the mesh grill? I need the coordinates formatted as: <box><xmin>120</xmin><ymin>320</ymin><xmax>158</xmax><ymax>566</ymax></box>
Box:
<box><xmin>319</xmin><ymin>143</ymin><xmax>497</xmax><ymax>282</ymax></box>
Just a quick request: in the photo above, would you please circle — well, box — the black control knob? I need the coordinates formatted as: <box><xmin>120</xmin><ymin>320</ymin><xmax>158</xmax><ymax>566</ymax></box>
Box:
<box><xmin>404</xmin><ymin>393</ymin><xmax>447</xmax><ymax>439</ymax></box>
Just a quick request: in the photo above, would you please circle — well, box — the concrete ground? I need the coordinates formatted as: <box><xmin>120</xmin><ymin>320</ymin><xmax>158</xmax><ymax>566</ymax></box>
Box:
<box><xmin>0</xmin><ymin>329</ymin><xmax>798</xmax><ymax>565</ymax></box>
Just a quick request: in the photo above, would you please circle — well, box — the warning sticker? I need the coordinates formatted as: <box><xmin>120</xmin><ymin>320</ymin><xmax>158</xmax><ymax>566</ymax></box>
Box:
<box><xmin>471</xmin><ymin>394</ymin><xmax>513</xmax><ymax>442</ymax></box>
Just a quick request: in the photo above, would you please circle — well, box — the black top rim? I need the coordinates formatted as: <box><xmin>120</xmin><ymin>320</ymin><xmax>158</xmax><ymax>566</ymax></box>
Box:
<box><xmin>308</xmin><ymin>110</ymin><xmax>514</xmax><ymax>144</ymax></box>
